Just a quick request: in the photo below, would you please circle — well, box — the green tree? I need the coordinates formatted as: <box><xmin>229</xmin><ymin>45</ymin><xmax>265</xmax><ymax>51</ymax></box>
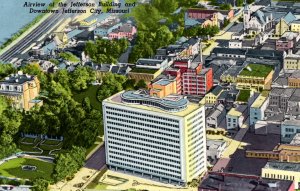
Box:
<box><xmin>59</xmin><ymin>52</ymin><xmax>80</xmax><ymax>63</ymax></box>
<box><xmin>152</xmin><ymin>0</ymin><xmax>178</xmax><ymax>14</ymax></box>
<box><xmin>122</xmin><ymin>79</ymin><xmax>136</xmax><ymax>90</ymax></box>
<box><xmin>135</xmin><ymin>79</ymin><xmax>147</xmax><ymax>90</ymax></box>
<box><xmin>219</xmin><ymin>3</ymin><xmax>232</xmax><ymax>10</ymax></box>
<box><xmin>0</xmin><ymin>63</ymin><xmax>16</xmax><ymax>79</ymax></box>
<box><xmin>53</xmin><ymin>146</ymin><xmax>86</xmax><ymax>182</ymax></box>
<box><xmin>32</xmin><ymin>178</ymin><xmax>49</xmax><ymax>191</ymax></box>
<box><xmin>71</xmin><ymin>67</ymin><xmax>96</xmax><ymax>91</ymax></box>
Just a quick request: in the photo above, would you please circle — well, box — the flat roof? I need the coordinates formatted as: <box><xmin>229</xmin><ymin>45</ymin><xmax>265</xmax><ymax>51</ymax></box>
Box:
<box><xmin>264</xmin><ymin>161</ymin><xmax>300</xmax><ymax>172</ymax></box>
<box><xmin>239</xmin><ymin>64</ymin><xmax>273</xmax><ymax>78</ymax></box>
<box><xmin>104</xmin><ymin>90</ymin><xmax>201</xmax><ymax>117</ymax></box>
<box><xmin>251</xmin><ymin>93</ymin><xmax>268</xmax><ymax>108</ymax></box>
<box><xmin>154</xmin><ymin>79</ymin><xmax>172</xmax><ymax>86</ymax></box>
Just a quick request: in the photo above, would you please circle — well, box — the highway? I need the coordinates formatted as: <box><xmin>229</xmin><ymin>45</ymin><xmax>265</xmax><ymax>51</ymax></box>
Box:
<box><xmin>0</xmin><ymin>0</ymin><xmax>77</xmax><ymax>63</ymax></box>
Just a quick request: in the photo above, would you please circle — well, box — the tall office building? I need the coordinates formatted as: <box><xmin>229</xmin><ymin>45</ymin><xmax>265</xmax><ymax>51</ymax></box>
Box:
<box><xmin>102</xmin><ymin>90</ymin><xmax>207</xmax><ymax>185</ymax></box>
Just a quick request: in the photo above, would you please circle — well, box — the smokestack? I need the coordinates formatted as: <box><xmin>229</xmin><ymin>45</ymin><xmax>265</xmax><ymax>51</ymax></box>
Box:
<box><xmin>199</xmin><ymin>39</ymin><xmax>203</xmax><ymax>63</ymax></box>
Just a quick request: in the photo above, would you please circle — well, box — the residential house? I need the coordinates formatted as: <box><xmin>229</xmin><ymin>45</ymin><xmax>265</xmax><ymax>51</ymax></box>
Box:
<box><xmin>275</xmin><ymin>12</ymin><xmax>297</xmax><ymax>35</ymax></box>
<box><xmin>185</xmin><ymin>8</ymin><xmax>234</xmax><ymax>28</ymax></box>
<box><xmin>206</xmin><ymin>140</ymin><xmax>226</xmax><ymax>165</ymax></box>
<box><xmin>276</xmin><ymin>37</ymin><xmax>294</xmax><ymax>51</ymax></box>
<box><xmin>94</xmin><ymin>22</ymin><xmax>122</xmax><ymax>38</ymax></box>
<box><xmin>226</xmin><ymin>104</ymin><xmax>248</xmax><ymax>129</ymax></box>
<box><xmin>108</xmin><ymin>23</ymin><xmax>137</xmax><ymax>40</ymax></box>
<box><xmin>291</xmin><ymin>20</ymin><xmax>300</xmax><ymax>33</ymax></box>
<box><xmin>0</xmin><ymin>71</ymin><xmax>42</xmax><ymax>111</ymax></box>
<box><xmin>206</xmin><ymin>104</ymin><xmax>226</xmax><ymax>128</ymax></box>
<box><xmin>284</xmin><ymin>54</ymin><xmax>300</xmax><ymax>70</ymax></box>
<box><xmin>204</xmin><ymin>85</ymin><xmax>223</xmax><ymax>104</ymax></box>
<box><xmin>281</xmin><ymin>119</ymin><xmax>300</xmax><ymax>143</ymax></box>
<box><xmin>288</xmin><ymin>70</ymin><xmax>300</xmax><ymax>88</ymax></box>
<box><xmin>250</xmin><ymin>93</ymin><xmax>269</xmax><ymax>126</ymax></box>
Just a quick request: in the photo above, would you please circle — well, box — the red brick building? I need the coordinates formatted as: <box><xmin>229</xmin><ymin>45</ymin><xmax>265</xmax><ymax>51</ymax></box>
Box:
<box><xmin>164</xmin><ymin>58</ymin><xmax>213</xmax><ymax>96</ymax></box>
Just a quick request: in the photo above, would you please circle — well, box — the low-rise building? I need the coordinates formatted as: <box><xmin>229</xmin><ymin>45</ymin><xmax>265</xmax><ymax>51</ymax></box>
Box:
<box><xmin>250</xmin><ymin>92</ymin><xmax>269</xmax><ymax>126</ymax></box>
<box><xmin>291</xmin><ymin>20</ymin><xmax>300</xmax><ymax>33</ymax></box>
<box><xmin>206</xmin><ymin>104</ymin><xmax>226</xmax><ymax>128</ymax></box>
<box><xmin>108</xmin><ymin>23</ymin><xmax>137</xmax><ymax>40</ymax></box>
<box><xmin>149</xmin><ymin>78</ymin><xmax>177</xmax><ymax>98</ymax></box>
<box><xmin>281</xmin><ymin>119</ymin><xmax>300</xmax><ymax>143</ymax></box>
<box><xmin>200</xmin><ymin>172</ymin><xmax>294</xmax><ymax>191</ymax></box>
<box><xmin>228</xmin><ymin>40</ymin><xmax>242</xmax><ymax>49</ymax></box>
<box><xmin>226</xmin><ymin>104</ymin><xmax>248</xmax><ymax>129</ymax></box>
<box><xmin>284</xmin><ymin>54</ymin><xmax>300</xmax><ymax>70</ymax></box>
<box><xmin>288</xmin><ymin>70</ymin><xmax>300</xmax><ymax>88</ymax></box>
<box><xmin>236</xmin><ymin>64</ymin><xmax>274</xmax><ymax>91</ymax></box>
<box><xmin>262</xmin><ymin>161</ymin><xmax>300</xmax><ymax>189</ymax></box>
<box><xmin>204</xmin><ymin>85</ymin><xmax>223</xmax><ymax>104</ymax></box>
<box><xmin>206</xmin><ymin>140</ymin><xmax>226</xmax><ymax>165</ymax></box>
<box><xmin>0</xmin><ymin>71</ymin><xmax>42</xmax><ymax>111</ymax></box>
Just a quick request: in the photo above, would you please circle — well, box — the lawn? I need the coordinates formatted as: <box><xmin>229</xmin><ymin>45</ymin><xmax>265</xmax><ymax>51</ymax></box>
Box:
<box><xmin>73</xmin><ymin>85</ymin><xmax>102</xmax><ymax>110</ymax></box>
<box><xmin>239</xmin><ymin>64</ymin><xmax>273</xmax><ymax>78</ymax></box>
<box><xmin>237</xmin><ymin>90</ymin><xmax>251</xmax><ymax>102</ymax></box>
<box><xmin>130</xmin><ymin>67</ymin><xmax>158</xmax><ymax>74</ymax></box>
<box><xmin>42</xmin><ymin>139</ymin><xmax>61</xmax><ymax>145</ymax></box>
<box><xmin>21</xmin><ymin>137</ymin><xmax>36</xmax><ymax>144</ymax></box>
<box><xmin>0</xmin><ymin>158</ymin><xmax>54</xmax><ymax>181</ymax></box>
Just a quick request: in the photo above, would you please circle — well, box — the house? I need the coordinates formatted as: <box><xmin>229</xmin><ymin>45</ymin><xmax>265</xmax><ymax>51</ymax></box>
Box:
<box><xmin>108</xmin><ymin>23</ymin><xmax>137</xmax><ymax>40</ymax></box>
<box><xmin>226</xmin><ymin>104</ymin><xmax>248</xmax><ymax>129</ymax></box>
<box><xmin>276</xmin><ymin>37</ymin><xmax>294</xmax><ymax>51</ymax></box>
<box><xmin>0</xmin><ymin>71</ymin><xmax>42</xmax><ymax>111</ymax></box>
<box><xmin>94</xmin><ymin>22</ymin><xmax>122</xmax><ymax>38</ymax></box>
<box><xmin>275</xmin><ymin>12</ymin><xmax>297</xmax><ymax>35</ymax></box>
<box><xmin>206</xmin><ymin>140</ymin><xmax>226</xmax><ymax>165</ymax></box>
<box><xmin>284</xmin><ymin>53</ymin><xmax>300</xmax><ymax>70</ymax></box>
<box><xmin>204</xmin><ymin>85</ymin><xmax>223</xmax><ymax>104</ymax></box>
<box><xmin>229</xmin><ymin>40</ymin><xmax>242</xmax><ymax>48</ymax></box>
<box><xmin>185</xmin><ymin>8</ymin><xmax>234</xmax><ymax>28</ymax></box>
<box><xmin>281</xmin><ymin>119</ymin><xmax>300</xmax><ymax>143</ymax></box>
<box><xmin>291</xmin><ymin>20</ymin><xmax>300</xmax><ymax>33</ymax></box>
<box><xmin>288</xmin><ymin>70</ymin><xmax>300</xmax><ymax>88</ymax></box>
<box><xmin>243</xmin><ymin>4</ymin><xmax>273</xmax><ymax>34</ymax></box>
<box><xmin>250</xmin><ymin>92</ymin><xmax>269</xmax><ymax>126</ymax></box>
<box><xmin>220</xmin><ymin>65</ymin><xmax>244</xmax><ymax>83</ymax></box>
<box><xmin>206</xmin><ymin>104</ymin><xmax>226</xmax><ymax>128</ymax></box>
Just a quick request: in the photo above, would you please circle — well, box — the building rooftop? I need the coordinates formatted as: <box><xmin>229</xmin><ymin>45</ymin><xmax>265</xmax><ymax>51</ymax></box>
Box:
<box><xmin>207</xmin><ymin>140</ymin><xmax>226</xmax><ymax>150</ymax></box>
<box><xmin>200</xmin><ymin>172</ymin><xmax>293</xmax><ymax>191</ymax></box>
<box><xmin>210</xmin><ymin>85</ymin><xmax>223</xmax><ymax>96</ymax></box>
<box><xmin>154</xmin><ymin>79</ymin><xmax>172</xmax><ymax>86</ymax></box>
<box><xmin>264</xmin><ymin>161</ymin><xmax>300</xmax><ymax>172</ymax></box>
<box><xmin>290</xmin><ymin>133</ymin><xmax>300</xmax><ymax>145</ymax></box>
<box><xmin>283</xmin><ymin>119</ymin><xmax>300</xmax><ymax>126</ymax></box>
<box><xmin>0</xmin><ymin>71</ymin><xmax>35</xmax><ymax>85</ymax></box>
<box><xmin>251</xmin><ymin>93</ymin><xmax>269</xmax><ymax>108</ymax></box>
<box><xmin>239</xmin><ymin>64</ymin><xmax>273</xmax><ymax>78</ymax></box>
<box><xmin>105</xmin><ymin>90</ymin><xmax>201</xmax><ymax>116</ymax></box>
<box><xmin>228</xmin><ymin>104</ymin><xmax>247</xmax><ymax>117</ymax></box>
<box><xmin>130</xmin><ymin>67</ymin><xmax>158</xmax><ymax>74</ymax></box>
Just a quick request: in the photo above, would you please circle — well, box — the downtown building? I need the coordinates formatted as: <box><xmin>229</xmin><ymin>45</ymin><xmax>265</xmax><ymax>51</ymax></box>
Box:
<box><xmin>102</xmin><ymin>89</ymin><xmax>207</xmax><ymax>185</ymax></box>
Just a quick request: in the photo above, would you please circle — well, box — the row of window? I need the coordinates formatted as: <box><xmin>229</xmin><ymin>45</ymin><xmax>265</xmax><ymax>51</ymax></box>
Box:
<box><xmin>107</xmin><ymin>126</ymin><xmax>180</xmax><ymax>144</ymax></box>
<box><xmin>109</xmin><ymin>146</ymin><xmax>181</xmax><ymax>164</ymax></box>
<box><xmin>107</xmin><ymin>131</ymin><xmax>180</xmax><ymax>148</ymax></box>
<box><xmin>110</xmin><ymin>156</ymin><xmax>181</xmax><ymax>174</ymax></box>
<box><xmin>108</xmin><ymin>140</ymin><xmax>180</xmax><ymax>158</ymax></box>
<box><xmin>110</xmin><ymin>160</ymin><xmax>182</xmax><ymax>179</ymax></box>
<box><xmin>106</xmin><ymin>111</ymin><xmax>179</xmax><ymax>128</ymax></box>
<box><xmin>106</xmin><ymin>106</ymin><xmax>178</xmax><ymax>123</ymax></box>
<box><xmin>107</xmin><ymin>121</ymin><xmax>179</xmax><ymax>138</ymax></box>
<box><xmin>264</xmin><ymin>173</ymin><xmax>294</xmax><ymax>180</ymax></box>
<box><xmin>109</xmin><ymin>151</ymin><xmax>181</xmax><ymax>170</ymax></box>
<box><xmin>107</xmin><ymin>136</ymin><xmax>180</xmax><ymax>154</ymax></box>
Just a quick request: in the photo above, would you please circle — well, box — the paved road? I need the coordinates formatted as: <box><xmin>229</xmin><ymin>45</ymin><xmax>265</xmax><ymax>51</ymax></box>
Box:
<box><xmin>85</xmin><ymin>145</ymin><xmax>106</xmax><ymax>170</ymax></box>
<box><xmin>0</xmin><ymin>0</ymin><xmax>77</xmax><ymax>63</ymax></box>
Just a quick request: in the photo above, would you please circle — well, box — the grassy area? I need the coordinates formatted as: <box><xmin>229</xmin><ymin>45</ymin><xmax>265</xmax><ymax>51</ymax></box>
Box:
<box><xmin>130</xmin><ymin>68</ymin><xmax>158</xmax><ymax>74</ymax></box>
<box><xmin>237</xmin><ymin>90</ymin><xmax>251</xmax><ymax>102</ymax></box>
<box><xmin>42</xmin><ymin>139</ymin><xmax>61</xmax><ymax>145</ymax></box>
<box><xmin>73</xmin><ymin>85</ymin><xmax>101</xmax><ymax>110</ymax></box>
<box><xmin>239</xmin><ymin>64</ymin><xmax>273</xmax><ymax>78</ymax></box>
<box><xmin>21</xmin><ymin>137</ymin><xmax>36</xmax><ymax>144</ymax></box>
<box><xmin>0</xmin><ymin>158</ymin><xmax>54</xmax><ymax>181</ymax></box>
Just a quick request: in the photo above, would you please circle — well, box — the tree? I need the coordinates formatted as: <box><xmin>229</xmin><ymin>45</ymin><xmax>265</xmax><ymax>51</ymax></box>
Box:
<box><xmin>53</xmin><ymin>146</ymin><xmax>86</xmax><ymax>182</ymax></box>
<box><xmin>21</xmin><ymin>63</ymin><xmax>48</xmax><ymax>86</ymax></box>
<box><xmin>152</xmin><ymin>0</ymin><xmax>178</xmax><ymax>14</ymax></box>
<box><xmin>0</xmin><ymin>63</ymin><xmax>16</xmax><ymax>79</ymax></box>
<box><xmin>219</xmin><ymin>3</ymin><xmax>232</xmax><ymax>10</ymax></box>
<box><xmin>135</xmin><ymin>79</ymin><xmax>147</xmax><ymax>90</ymax></box>
<box><xmin>32</xmin><ymin>178</ymin><xmax>49</xmax><ymax>191</ymax></box>
<box><xmin>70</xmin><ymin>67</ymin><xmax>96</xmax><ymax>91</ymax></box>
<box><xmin>59</xmin><ymin>52</ymin><xmax>80</xmax><ymax>63</ymax></box>
<box><xmin>97</xmin><ymin>73</ymin><xmax>126</xmax><ymax>102</ymax></box>
<box><xmin>122</xmin><ymin>79</ymin><xmax>136</xmax><ymax>90</ymax></box>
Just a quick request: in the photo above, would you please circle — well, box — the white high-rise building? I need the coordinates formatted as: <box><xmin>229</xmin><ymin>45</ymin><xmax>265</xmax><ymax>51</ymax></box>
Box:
<box><xmin>102</xmin><ymin>90</ymin><xmax>207</xmax><ymax>185</ymax></box>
